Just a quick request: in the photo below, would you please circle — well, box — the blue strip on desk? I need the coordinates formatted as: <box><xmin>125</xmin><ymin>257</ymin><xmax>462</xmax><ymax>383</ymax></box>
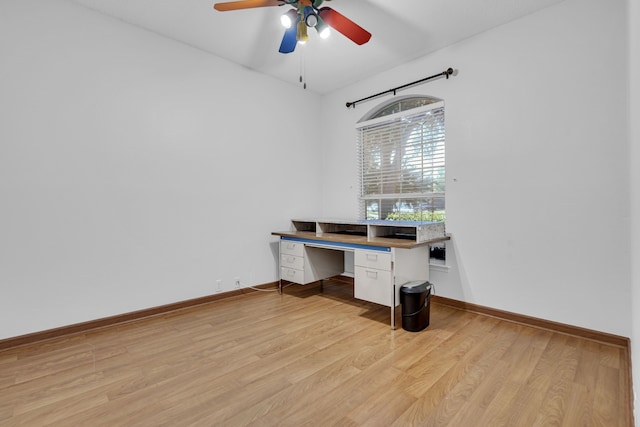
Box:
<box><xmin>281</xmin><ymin>236</ymin><xmax>391</xmax><ymax>252</ymax></box>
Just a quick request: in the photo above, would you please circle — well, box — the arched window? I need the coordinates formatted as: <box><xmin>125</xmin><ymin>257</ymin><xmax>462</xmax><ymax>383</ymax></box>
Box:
<box><xmin>357</xmin><ymin>95</ymin><xmax>445</xmax><ymax>222</ymax></box>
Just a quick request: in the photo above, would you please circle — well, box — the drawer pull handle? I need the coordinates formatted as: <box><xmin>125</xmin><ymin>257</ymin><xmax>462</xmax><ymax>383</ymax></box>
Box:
<box><xmin>287</xmin><ymin>270</ymin><xmax>296</xmax><ymax>277</ymax></box>
<box><xmin>287</xmin><ymin>243</ymin><xmax>296</xmax><ymax>250</ymax></box>
<box><xmin>366</xmin><ymin>254</ymin><xmax>378</xmax><ymax>262</ymax></box>
<box><xmin>366</xmin><ymin>270</ymin><xmax>378</xmax><ymax>279</ymax></box>
<box><xmin>287</xmin><ymin>256</ymin><xmax>295</xmax><ymax>263</ymax></box>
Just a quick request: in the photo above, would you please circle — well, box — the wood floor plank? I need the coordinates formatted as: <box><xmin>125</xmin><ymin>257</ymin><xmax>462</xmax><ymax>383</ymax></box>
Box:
<box><xmin>593</xmin><ymin>364</ymin><xmax>622</xmax><ymax>426</ymax></box>
<box><xmin>223</xmin><ymin>355</ymin><xmax>362</xmax><ymax>426</ymax></box>
<box><xmin>347</xmin><ymin>387</ymin><xmax>417</xmax><ymax>426</ymax></box>
<box><xmin>0</xmin><ymin>279</ymin><xmax>631</xmax><ymax>426</ymax></box>
<box><xmin>300</xmin><ymin>367</ymin><xmax>409</xmax><ymax>426</ymax></box>
<box><xmin>530</xmin><ymin>344</ymin><xmax>580</xmax><ymax>426</ymax></box>
<box><xmin>6</xmin><ymin>388</ymin><xmax>110</xmax><ymax>426</ymax></box>
<box><xmin>441</xmin><ymin>359</ymin><xmax>511</xmax><ymax>427</ymax></box>
<box><xmin>423</xmin><ymin>320</ymin><xmax>522</xmax><ymax>426</ymax></box>
<box><xmin>403</xmin><ymin>314</ymin><xmax>501</xmax><ymax>397</ymax></box>
<box><xmin>562</xmin><ymin>382</ymin><xmax>592</xmax><ymax>427</ymax></box>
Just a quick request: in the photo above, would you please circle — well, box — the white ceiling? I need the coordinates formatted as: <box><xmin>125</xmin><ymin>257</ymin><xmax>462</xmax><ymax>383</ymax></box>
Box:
<box><xmin>70</xmin><ymin>0</ymin><xmax>566</xmax><ymax>94</ymax></box>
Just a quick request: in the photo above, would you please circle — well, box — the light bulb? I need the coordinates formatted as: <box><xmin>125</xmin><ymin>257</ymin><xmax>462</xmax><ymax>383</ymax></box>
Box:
<box><xmin>315</xmin><ymin>17</ymin><xmax>330</xmax><ymax>39</ymax></box>
<box><xmin>319</xmin><ymin>26</ymin><xmax>330</xmax><ymax>39</ymax></box>
<box><xmin>305</xmin><ymin>13</ymin><xmax>318</xmax><ymax>27</ymax></box>
<box><xmin>280</xmin><ymin>9</ymin><xmax>297</xmax><ymax>29</ymax></box>
<box><xmin>281</xmin><ymin>14</ymin><xmax>292</xmax><ymax>28</ymax></box>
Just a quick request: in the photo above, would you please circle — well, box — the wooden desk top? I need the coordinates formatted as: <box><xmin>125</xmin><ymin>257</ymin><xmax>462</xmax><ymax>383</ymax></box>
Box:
<box><xmin>271</xmin><ymin>230</ymin><xmax>450</xmax><ymax>250</ymax></box>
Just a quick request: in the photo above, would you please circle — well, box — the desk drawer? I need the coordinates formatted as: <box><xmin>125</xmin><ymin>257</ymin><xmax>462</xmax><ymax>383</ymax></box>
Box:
<box><xmin>281</xmin><ymin>240</ymin><xmax>304</xmax><ymax>257</ymax></box>
<box><xmin>354</xmin><ymin>250</ymin><xmax>391</xmax><ymax>271</ymax></box>
<box><xmin>354</xmin><ymin>266</ymin><xmax>392</xmax><ymax>306</ymax></box>
<box><xmin>280</xmin><ymin>254</ymin><xmax>304</xmax><ymax>270</ymax></box>
<box><xmin>281</xmin><ymin>267</ymin><xmax>304</xmax><ymax>285</ymax></box>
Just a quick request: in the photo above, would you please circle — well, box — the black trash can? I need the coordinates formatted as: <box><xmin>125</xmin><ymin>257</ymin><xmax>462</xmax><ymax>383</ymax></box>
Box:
<box><xmin>400</xmin><ymin>281</ymin><xmax>432</xmax><ymax>332</ymax></box>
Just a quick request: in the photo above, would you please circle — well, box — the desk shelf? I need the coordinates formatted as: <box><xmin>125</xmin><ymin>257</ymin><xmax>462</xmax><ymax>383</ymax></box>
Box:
<box><xmin>291</xmin><ymin>220</ymin><xmax>316</xmax><ymax>233</ymax></box>
<box><xmin>287</xmin><ymin>218</ymin><xmax>446</xmax><ymax>247</ymax></box>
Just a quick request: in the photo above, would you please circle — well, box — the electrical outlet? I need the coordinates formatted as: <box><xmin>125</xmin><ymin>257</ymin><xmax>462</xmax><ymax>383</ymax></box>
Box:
<box><xmin>234</xmin><ymin>277</ymin><xmax>241</xmax><ymax>289</ymax></box>
<box><xmin>216</xmin><ymin>279</ymin><xmax>222</xmax><ymax>293</ymax></box>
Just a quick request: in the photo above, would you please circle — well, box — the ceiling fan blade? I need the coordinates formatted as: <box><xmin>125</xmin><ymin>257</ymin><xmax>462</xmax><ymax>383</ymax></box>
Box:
<box><xmin>214</xmin><ymin>0</ymin><xmax>284</xmax><ymax>12</ymax></box>
<box><xmin>279</xmin><ymin>25</ymin><xmax>298</xmax><ymax>54</ymax></box>
<box><xmin>318</xmin><ymin>7</ymin><xmax>371</xmax><ymax>45</ymax></box>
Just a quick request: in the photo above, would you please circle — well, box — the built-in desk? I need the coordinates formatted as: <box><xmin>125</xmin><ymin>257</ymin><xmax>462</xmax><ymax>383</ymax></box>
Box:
<box><xmin>272</xmin><ymin>219</ymin><xmax>448</xmax><ymax>329</ymax></box>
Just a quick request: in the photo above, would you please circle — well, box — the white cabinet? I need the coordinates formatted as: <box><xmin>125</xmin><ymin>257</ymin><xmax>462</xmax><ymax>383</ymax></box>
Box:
<box><xmin>354</xmin><ymin>250</ymin><xmax>393</xmax><ymax>306</ymax></box>
<box><xmin>279</xmin><ymin>240</ymin><xmax>344</xmax><ymax>285</ymax></box>
<box><xmin>353</xmin><ymin>247</ymin><xmax>430</xmax><ymax>307</ymax></box>
<box><xmin>280</xmin><ymin>239</ymin><xmax>303</xmax><ymax>265</ymax></box>
<box><xmin>279</xmin><ymin>240</ymin><xmax>306</xmax><ymax>283</ymax></box>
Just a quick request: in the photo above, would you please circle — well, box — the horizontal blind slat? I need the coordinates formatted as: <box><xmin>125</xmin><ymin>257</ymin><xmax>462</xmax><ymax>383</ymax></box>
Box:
<box><xmin>358</xmin><ymin>102</ymin><xmax>445</xmax><ymax>219</ymax></box>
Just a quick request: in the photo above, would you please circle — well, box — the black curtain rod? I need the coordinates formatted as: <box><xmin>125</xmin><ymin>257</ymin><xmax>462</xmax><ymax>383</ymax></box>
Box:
<box><xmin>346</xmin><ymin>67</ymin><xmax>456</xmax><ymax>109</ymax></box>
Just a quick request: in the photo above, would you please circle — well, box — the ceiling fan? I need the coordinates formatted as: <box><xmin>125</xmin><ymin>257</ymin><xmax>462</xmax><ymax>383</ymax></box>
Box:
<box><xmin>213</xmin><ymin>0</ymin><xmax>372</xmax><ymax>54</ymax></box>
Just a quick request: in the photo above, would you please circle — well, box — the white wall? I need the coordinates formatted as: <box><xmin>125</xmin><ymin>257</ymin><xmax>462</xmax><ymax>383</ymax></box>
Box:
<box><xmin>320</xmin><ymin>0</ymin><xmax>631</xmax><ymax>336</ymax></box>
<box><xmin>629</xmin><ymin>0</ymin><xmax>640</xmax><ymax>421</ymax></box>
<box><xmin>0</xmin><ymin>0</ymin><xmax>322</xmax><ymax>339</ymax></box>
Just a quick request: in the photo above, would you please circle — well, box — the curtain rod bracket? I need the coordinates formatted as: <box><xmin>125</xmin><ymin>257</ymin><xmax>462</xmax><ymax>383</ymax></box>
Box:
<box><xmin>346</xmin><ymin>67</ymin><xmax>456</xmax><ymax>109</ymax></box>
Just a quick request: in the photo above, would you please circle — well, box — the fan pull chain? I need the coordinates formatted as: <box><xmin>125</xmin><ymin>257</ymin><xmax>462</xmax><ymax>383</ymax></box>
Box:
<box><xmin>299</xmin><ymin>44</ymin><xmax>307</xmax><ymax>90</ymax></box>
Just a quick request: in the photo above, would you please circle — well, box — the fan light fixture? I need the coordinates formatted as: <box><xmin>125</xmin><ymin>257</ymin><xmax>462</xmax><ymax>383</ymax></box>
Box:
<box><xmin>214</xmin><ymin>0</ymin><xmax>372</xmax><ymax>54</ymax></box>
<box><xmin>315</xmin><ymin>17</ymin><xmax>330</xmax><ymax>39</ymax></box>
<box><xmin>304</xmin><ymin>7</ymin><xmax>318</xmax><ymax>27</ymax></box>
<box><xmin>305</xmin><ymin>14</ymin><xmax>318</xmax><ymax>26</ymax></box>
<box><xmin>282</xmin><ymin>7</ymin><xmax>320</xmax><ymax>45</ymax></box>
<box><xmin>280</xmin><ymin>9</ymin><xmax>297</xmax><ymax>29</ymax></box>
<box><xmin>280</xmin><ymin>6</ymin><xmax>320</xmax><ymax>44</ymax></box>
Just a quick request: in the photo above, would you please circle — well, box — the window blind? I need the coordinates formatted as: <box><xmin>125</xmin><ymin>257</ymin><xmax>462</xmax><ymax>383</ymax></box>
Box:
<box><xmin>357</xmin><ymin>101</ymin><xmax>445</xmax><ymax>220</ymax></box>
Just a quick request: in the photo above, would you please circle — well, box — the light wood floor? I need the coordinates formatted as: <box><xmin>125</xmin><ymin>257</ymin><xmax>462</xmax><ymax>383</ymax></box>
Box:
<box><xmin>0</xmin><ymin>279</ymin><xmax>632</xmax><ymax>426</ymax></box>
